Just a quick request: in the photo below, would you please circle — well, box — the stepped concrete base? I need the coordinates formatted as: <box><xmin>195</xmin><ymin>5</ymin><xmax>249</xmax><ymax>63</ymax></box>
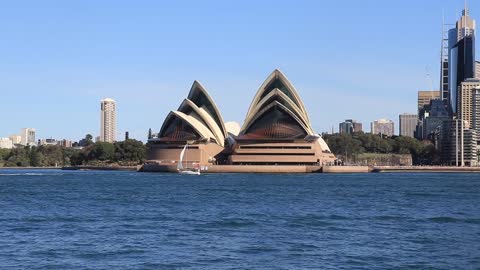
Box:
<box><xmin>322</xmin><ymin>166</ymin><xmax>371</xmax><ymax>173</ymax></box>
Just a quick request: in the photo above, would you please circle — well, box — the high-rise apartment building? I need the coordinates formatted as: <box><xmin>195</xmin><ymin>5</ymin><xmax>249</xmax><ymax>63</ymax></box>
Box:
<box><xmin>457</xmin><ymin>79</ymin><xmax>480</xmax><ymax>128</ymax></box>
<box><xmin>399</xmin><ymin>113</ymin><xmax>417</xmax><ymax>138</ymax></box>
<box><xmin>418</xmin><ymin>91</ymin><xmax>441</xmax><ymax>115</ymax></box>
<box><xmin>371</xmin><ymin>119</ymin><xmax>394</xmax><ymax>137</ymax></box>
<box><xmin>20</xmin><ymin>128</ymin><xmax>36</xmax><ymax>145</ymax></box>
<box><xmin>339</xmin><ymin>119</ymin><xmax>362</xmax><ymax>134</ymax></box>
<box><xmin>100</xmin><ymin>98</ymin><xmax>117</xmax><ymax>143</ymax></box>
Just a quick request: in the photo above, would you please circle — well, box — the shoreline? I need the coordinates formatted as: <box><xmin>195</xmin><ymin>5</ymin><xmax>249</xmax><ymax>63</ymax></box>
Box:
<box><xmin>1</xmin><ymin>165</ymin><xmax>480</xmax><ymax>173</ymax></box>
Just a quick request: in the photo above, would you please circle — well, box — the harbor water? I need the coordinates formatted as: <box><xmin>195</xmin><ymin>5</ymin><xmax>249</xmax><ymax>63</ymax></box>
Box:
<box><xmin>0</xmin><ymin>170</ymin><xmax>479</xmax><ymax>269</ymax></box>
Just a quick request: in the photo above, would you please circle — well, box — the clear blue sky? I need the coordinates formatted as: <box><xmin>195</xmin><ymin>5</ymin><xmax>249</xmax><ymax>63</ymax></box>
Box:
<box><xmin>0</xmin><ymin>0</ymin><xmax>478</xmax><ymax>141</ymax></box>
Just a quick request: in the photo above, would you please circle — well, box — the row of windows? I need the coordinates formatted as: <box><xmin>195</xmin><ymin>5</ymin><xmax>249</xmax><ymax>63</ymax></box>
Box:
<box><xmin>232</xmin><ymin>162</ymin><xmax>320</xmax><ymax>166</ymax></box>
<box><xmin>239</xmin><ymin>146</ymin><xmax>311</xmax><ymax>149</ymax></box>
<box><xmin>155</xmin><ymin>146</ymin><xmax>199</xmax><ymax>149</ymax></box>
<box><xmin>235</xmin><ymin>153</ymin><xmax>315</xmax><ymax>156</ymax></box>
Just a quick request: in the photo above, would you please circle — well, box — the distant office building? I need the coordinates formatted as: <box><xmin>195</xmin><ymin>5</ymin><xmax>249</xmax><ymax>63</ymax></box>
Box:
<box><xmin>9</xmin><ymin>135</ymin><xmax>22</xmax><ymax>145</ymax></box>
<box><xmin>58</xmin><ymin>139</ymin><xmax>73</xmax><ymax>148</ymax></box>
<box><xmin>339</xmin><ymin>119</ymin><xmax>362</xmax><ymax>134</ymax></box>
<box><xmin>100</xmin><ymin>98</ymin><xmax>117</xmax><ymax>143</ymax></box>
<box><xmin>20</xmin><ymin>128</ymin><xmax>36</xmax><ymax>146</ymax></box>
<box><xmin>416</xmin><ymin>99</ymin><xmax>450</xmax><ymax>140</ymax></box>
<box><xmin>38</xmin><ymin>138</ymin><xmax>57</xmax><ymax>146</ymax></box>
<box><xmin>457</xmin><ymin>79</ymin><xmax>480</xmax><ymax>129</ymax></box>
<box><xmin>476</xmin><ymin>61</ymin><xmax>480</xmax><ymax>79</ymax></box>
<box><xmin>0</xmin><ymin>138</ymin><xmax>13</xmax><ymax>149</ymax></box>
<box><xmin>399</xmin><ymin>113</ymin><xmax>417</xmax><ymax>138</ymax></box>
<box><xmin>418</xmin><ymin>91</ymin><xmax>441</xmax><ymax>115</ymax></box>
<box><xmin>440</xmin><ymin>119</ymin><xmax>478</xmax><ymax>166</ymax></box>
<box><xmin>353</xmin><ymin>121</ymin><xmax>362</xmax><ymax>133</ymax></box>
<box><xmin>371</xmin><ymin>119</ymin><xmax>394</xmax><ymax>137</ymax></box>
<box><xmin>473</xmin><ymin>89</ymin><xmax>480</xmax><ymax>132</ymax></box>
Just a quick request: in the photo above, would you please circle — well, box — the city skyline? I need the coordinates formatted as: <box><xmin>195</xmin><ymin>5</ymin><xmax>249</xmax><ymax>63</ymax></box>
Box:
<box><xmin>0</xmin><ymin>1</ymin><xmax>479</xmax><ymax>141</ymax></box>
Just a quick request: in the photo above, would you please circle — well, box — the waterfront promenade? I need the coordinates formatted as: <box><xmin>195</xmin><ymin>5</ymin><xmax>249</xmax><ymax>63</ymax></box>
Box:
<box><xmin>3</xmin><ymin>165</ymin><xmax>480</xmax><ymax>173</ymax></box>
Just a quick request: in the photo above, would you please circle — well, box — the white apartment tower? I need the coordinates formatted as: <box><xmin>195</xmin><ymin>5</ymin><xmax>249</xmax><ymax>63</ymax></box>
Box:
<box><xmin>100</xmin><ymin>98</ymin><xmax>117</xmax><ymax>143</ymax></box>
<box><xmin>20</xmin><ymin>128</ymin><xmax>36</xmax><ymax>145</ymax></box>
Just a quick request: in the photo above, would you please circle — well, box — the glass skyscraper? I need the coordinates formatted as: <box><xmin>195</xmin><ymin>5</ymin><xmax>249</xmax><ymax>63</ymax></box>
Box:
<box><xmin>447</xmin><ymin>8</ymin><xmax>476</xmax><ymax>115</ymax></box>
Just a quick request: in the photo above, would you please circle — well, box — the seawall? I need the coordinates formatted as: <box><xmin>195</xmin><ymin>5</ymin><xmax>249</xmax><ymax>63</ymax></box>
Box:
<box><xmin>140</xmin><ymin>163</ymin><xmax>323</xmax><ymax>173</ymax></box>
<box><xmin>372</xmin><ymin>166</ymin><xmax>480</xmax><ymax>173</ymax></box>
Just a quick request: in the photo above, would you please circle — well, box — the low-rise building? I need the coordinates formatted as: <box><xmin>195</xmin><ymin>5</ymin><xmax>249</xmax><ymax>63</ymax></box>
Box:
<box><xmin>371</xmin><ymin>119</ymin><xmax>394</xmax><ymax>137</ymax></box>
<box><xmin>9</xmin><ymin>135</ymin><xmax>22</xmax><ymax>145</ymax></box>
<box><xmin>39</xmin><ymin>138</ymin><xmax>58</xmax><ymax>146</ymax></box>
<box><xmin>0</xmin><ymin>138</ymin><xmax>13</xmax><ymax>149</ymax></box>
<box><xmin>58</xmin><ymin>139</ymin><xmax>73</xmax><ymax>148</ymax></box>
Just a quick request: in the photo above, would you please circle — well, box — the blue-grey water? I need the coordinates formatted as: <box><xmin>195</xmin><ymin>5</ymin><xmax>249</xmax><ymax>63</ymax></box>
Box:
<box><xmin>0</xmin><ymin>170</ymin><xmax>479</xmax><ymax>269</ymax></box>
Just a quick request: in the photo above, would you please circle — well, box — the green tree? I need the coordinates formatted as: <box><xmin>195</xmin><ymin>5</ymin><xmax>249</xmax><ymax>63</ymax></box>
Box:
<box><xmin>88</xmin><ymin>142</ymin><xmax>115</xmax><ymax>161</ymax></box>
<box><xmin>114</xmin><ymin>139</ymin><xmax>146</xmax><ymax>163</ymax></box>
<box><xmin>6</xmin><ymin>147</ymin><xmax>30</xmax><ymax>167</ymax></box>
<box><xmin>30</xmin><ymin>149</ymin><xmax>44</xmax><ymax>167</ymax></box>
<box><xmin>79</xmin><ymin>134</ymin><xmax>94</xmax><ymax>147</ymax></box>
<box><xmin>0</xmin><ymin>149</ymin><xmax>10</xmax><ymax>161</ymax></box>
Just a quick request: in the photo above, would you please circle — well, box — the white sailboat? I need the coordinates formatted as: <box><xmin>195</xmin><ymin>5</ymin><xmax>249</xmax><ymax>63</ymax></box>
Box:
<box><xmin>177</xmin><ymin>143</ymin><xmax>200</xmax><ymax>175</ymax></box>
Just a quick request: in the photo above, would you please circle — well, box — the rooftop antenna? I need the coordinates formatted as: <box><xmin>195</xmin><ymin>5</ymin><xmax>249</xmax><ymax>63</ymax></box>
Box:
<box><xmin>464</xmin><ymin>0</ymin><xmax>467</xmax><ymax>37</ymax></box>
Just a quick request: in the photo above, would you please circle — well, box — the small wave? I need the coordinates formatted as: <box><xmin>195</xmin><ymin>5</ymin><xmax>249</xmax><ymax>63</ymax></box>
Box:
<box><xmin>204</xmin><ymin>218</ymin><xmax>257</xmax><ymax>228</ymax></box>
<box><xmin>328</xmin><ymin>214</ymin><xmax>349</xmax><ymax>220</ymax></box>
<box><xmin>375</xmin><ymin>215</ymin><xmax>405</xmax><ymax>221</ymax></box>
<box><xmin>429</xmin><ymin>216</ymin><xmax>459</xmax><ymax>223</ymax></box>
<box><xmin>404</xmin><ymin>192</ymin><xmax>441</xmax><ymax>197</ymax></box>
<box><xmin>427</xmin><ymin>217</ymin><xmax>480</xmax><ymax>224</ymax></box>
<box><xmin>238</xmin><ymin>245</ymin><xmax>279</xmax><ymax>254</ymax></box>
<box><xmin>289</xmin><ymin>214</ymin><xmax>335</xmax><ymax>227</ymax></box>
<box><xmin>0</xmin><ymin>173</ymin><xmax>63</xmax><ymax>176</ymax></box>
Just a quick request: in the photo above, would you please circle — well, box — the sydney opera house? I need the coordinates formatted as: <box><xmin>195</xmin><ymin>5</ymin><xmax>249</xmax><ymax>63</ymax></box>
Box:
<box><xmin>143</xmin><ymin>70</ymin><xmax>336</xmax><ymax>173</ymax></box>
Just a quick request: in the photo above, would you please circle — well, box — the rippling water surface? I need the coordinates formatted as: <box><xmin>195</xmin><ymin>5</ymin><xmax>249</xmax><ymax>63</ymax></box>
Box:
<box><xmin>0</xmin><ymin>170</ymin><xmax>479</xmax><ymax>269</ymax></box>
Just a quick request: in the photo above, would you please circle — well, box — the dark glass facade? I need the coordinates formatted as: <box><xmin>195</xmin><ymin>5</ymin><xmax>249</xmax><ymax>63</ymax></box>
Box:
<box><xmin>449</xmin><ymin>36</ymin><xmax>476</xmax><ymax>114</ymax></box>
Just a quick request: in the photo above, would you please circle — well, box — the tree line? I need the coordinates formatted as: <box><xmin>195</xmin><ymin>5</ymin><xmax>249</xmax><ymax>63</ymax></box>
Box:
<box><xmin>0</xmin><ymin>135</ymin><xmax>146</xmax><ymax>167</ymax></box>
<box><xmin>322</xmin><ymin>132</ymin><xmax>440</xmax><ymax>165</ymax></box>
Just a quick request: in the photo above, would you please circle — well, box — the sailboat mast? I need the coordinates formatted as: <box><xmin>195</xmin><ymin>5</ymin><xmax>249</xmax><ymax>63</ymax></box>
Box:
<box><xmin>185</xmin><ymin>143</ymin><xmax>188</xmax><ymax>168</ymax></box>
